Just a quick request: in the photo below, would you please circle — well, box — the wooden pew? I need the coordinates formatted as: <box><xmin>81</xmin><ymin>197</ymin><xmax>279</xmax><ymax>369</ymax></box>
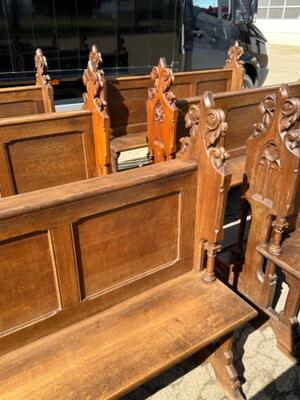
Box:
<box><xmin>220</xmin><ymin>84</ymin><xmax>300</xmax><ymax>359</ymax></box>
<box><xmin>152</xmin><ymin>80</ymin><xmax>300</xmax><ymax>187</ymax></box>
<box><xmin>0</xmin><ymin>51</ymin><xmax>111</xmax><ymax>198</ymax></box>
<box><xmin>0</xmin><ymin>92</ymin><xmax>256</xmax><ymax>399</ymax></box>
<box><xmin>0</xmin><ymin>48</ymin><xmax>54</xmax><ymax>118</ymax></box>
<box><xmin>107</xmin><ymin>41</ymin><xmax>244</xmax><ymax>171</ymax></box>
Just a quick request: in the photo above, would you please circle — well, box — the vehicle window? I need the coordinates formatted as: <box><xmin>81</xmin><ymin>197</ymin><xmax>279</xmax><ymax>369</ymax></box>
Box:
<box><xmin>192</xmin><ymin>0</ymin><xmax>231</xmax><ymax>20</ymax></box>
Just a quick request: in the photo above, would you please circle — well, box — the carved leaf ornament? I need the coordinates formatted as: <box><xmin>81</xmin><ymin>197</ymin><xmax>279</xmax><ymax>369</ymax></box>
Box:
<box><xmin>82</xmin><ymin>45</ymin><xmax>107</xmax><ymax>112</ymax></box>
<box><xmin>35</xmin><ymin>48</ymin><xmax>51</xmax><ymax>85</ymax></box>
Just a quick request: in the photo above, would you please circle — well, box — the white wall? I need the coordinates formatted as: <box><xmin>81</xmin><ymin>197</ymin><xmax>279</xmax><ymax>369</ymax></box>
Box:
<box><xmin>256</xmin><ymin>19</ymin><xmax>300</xmax><ymax>46</ymax></box>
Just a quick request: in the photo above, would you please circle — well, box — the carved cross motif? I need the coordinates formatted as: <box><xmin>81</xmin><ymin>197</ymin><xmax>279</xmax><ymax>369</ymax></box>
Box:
<box><xmin>35</xmin><ymin>48</ymin><xmax>51</xmax><ymax>86</ymax></box>
<box><xmin>224</xmin><ymin>41</ymin><xmax>244</xmax><ymax>72</ymax></box>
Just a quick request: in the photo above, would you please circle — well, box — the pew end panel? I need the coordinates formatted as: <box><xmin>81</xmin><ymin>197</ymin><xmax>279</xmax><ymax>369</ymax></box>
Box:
<box><xmin>0</xmin><ymin>111</ymin><xmax>97</xmax><ymax>197</ymax></box>
<box><xmin>177</xmin><ymin>92</ymin><xmax>232</xmax><ymax>281</ymax></box>
<box><xmin>0</xmin><ymin>159</ymin><xmax>256</xmax><ymax>399</ymax></box>
<box><xmin>82</xmin><ymin>49</ymin><xmax>111</xmax><ymax>175</ymax></box>
<box><xmin>221</xmin><ymin>84</ymin><xmax>300</xmax><ymax>359</ymax></box>
<box><xmin>147</xmin><ymin>58</ymin><xmax>179</xmax><ymax>163</ymax></box>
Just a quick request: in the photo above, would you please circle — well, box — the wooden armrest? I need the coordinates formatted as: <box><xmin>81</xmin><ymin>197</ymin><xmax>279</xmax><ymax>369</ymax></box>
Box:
<box><xmin>111</xmin><ymin>132</ymin><xmax>147</xmax><ymax>153</ymax></box>
<box><xmin>256</xmin><ymin>227</ymin><xmax>300</xmax><ymax>280</ymax></box>
<box><xmin>0</xmin><ymin>271</ymin><xmax>256</xmax><ymax>400</ymax></box>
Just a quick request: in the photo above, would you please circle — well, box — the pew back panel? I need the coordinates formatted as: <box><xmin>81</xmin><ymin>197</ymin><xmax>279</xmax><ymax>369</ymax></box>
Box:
<box><xmin>0</xmin><ymin>85</ymin><xmax>54</xmax><ymax>118</ymax></box>
<box><xmin>0</xmin><ymin>111</ymin><xmax>97</xmax><ymax>197</ymax></box>
<box><xmin>0</xmin><ymin>160</ymin><xmax>198</xmax><ymax>354</ymax></box>
<box><xmin>107</xmin><ymin>68</ymin><xmax>239</xmax><ymax>139</ymax></box>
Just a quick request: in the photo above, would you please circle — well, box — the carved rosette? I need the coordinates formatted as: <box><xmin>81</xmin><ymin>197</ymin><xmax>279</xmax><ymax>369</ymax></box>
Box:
<box><xmin>224</xmin><ymin>41</ymin><xmax>244</xmax><ymax>72</ymax></box>
<box><xmin>283</xmin><ymin>129</ymin><xmax>300</xmax><ymax>151</ymax></box>
<box><xmin>209</xmin><ymin>146</ymin><xmax>230</xmax><ymax>170</ymax></box>
<box><xmin>154</xmin><ymin>102</ymin><xmax>165</xmax><ymax>122</ymax></box>
<box><xmin>253</xmin><ymin>94</ymin><xmax>276</xmax><ymax>138</ymax></box>
<box><xmin>82</xmin><ymin>45</ymin><xmax>107</xmax><ymax>112</ymax></box>
<box><xmin>35</xmin><ymin>48</ymin><xmax>51</xmax><ymax>85</ymax></box>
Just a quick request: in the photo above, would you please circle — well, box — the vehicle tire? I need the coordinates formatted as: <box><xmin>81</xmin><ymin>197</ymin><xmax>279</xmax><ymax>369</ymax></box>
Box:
<box><xmin>243</xmin><ymin>74</ymin><xmax>254</xmax><ymax>89</ymax></box>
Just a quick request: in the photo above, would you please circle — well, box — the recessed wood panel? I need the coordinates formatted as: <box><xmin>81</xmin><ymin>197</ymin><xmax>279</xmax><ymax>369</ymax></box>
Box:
<box><xmin>0</xmin><ymin>101</ymin><xmax>38</xmax><ymax>118</ymax></box>
<box><xmin>0</xmin><ymin>232</ymin><xmax>61</xmax><ymax>336</ymax></box>
<box><xmin>74</xmin><ymin>193</ymin><xmax>180</xmax><ymax>299</ymax></box>
<box><xmin>225</xmin><ymin>103</ymin><xmax>260</xmax><ymax>150</ymax></box>
<box><xmin>108</xmin><ymin>86</ymin><xmax>148</xmax><ymax>131</ymax></box>
<box><xmin>196</xmin><ymin>79</ymin><xmax>227</xmax><ymax>95</ymax></box>
<box><xmin>173</xmin><ymin>83</ymin><xmax>192</xmax><ymax>98</ymax></box>
<box><xmin>7</xmin><ymin>132</ymin><xmax>88</xmax><ymax>193</ymax></box>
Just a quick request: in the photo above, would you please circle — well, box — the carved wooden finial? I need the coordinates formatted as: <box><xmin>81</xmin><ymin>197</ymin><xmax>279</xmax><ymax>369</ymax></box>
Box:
<box><xmin>225</xmin><ymin>41</ymin><xmax>244</xmax><ymax>71</ymax></box>
<box><xmin>223</xmin><ymin>41</ymin><xmax>244</xmax><ymax>90</ymax></box>
<box><xmin>178</xmin><ymin>92</ymin><xmax>229</xmax><ymax>170</ymax></box>
<box><xmin>82</xmin><ymin>45</ymin><xmax>106</xmax><ymax>112</ymax></box>
<box><xmin>89</xmin><ymin>44</ymin><xmax>102</xmax><ymax>69</ymax></box>
<box><xmin>149</xmin><ymin>57</ymin><xmax>175</xmax><ymax>97</ymax></box>
<box><xmin>35</xmin><ymin>48</ymin><xmax>51</xmax><ymax>86</ymax></box>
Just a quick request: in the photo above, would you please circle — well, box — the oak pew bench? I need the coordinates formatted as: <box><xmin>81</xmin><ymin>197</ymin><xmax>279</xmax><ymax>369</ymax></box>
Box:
<box><xmin>0</xmin><ymin>48</ymin><xmax>54</xmax><ymax>118</ymax></box>
<box><xmin>0</xmin><ymin>160</ymin><xmax>256</xmax><ymax>400</ymax></box>
<box><xmin>106</xmin><ymin>41</ymin><xmax>244</xmax><ymax>172</ymax></box>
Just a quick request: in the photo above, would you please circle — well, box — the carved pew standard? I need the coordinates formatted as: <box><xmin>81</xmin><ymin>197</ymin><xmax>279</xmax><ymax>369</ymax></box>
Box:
<box><xmin>220</xmin><ymin>84</ymin><xmax>300</xmax><ymax>360</ymax></box>
<box><xmin>106</xmin><ymin>41</ymin><xmax>244</xmax><ymax>172</ymax></box>
<box><xmin>0</xmin><ymin>103</ymin><xmax>256</xmax><ymax>398</ymax></box>
<box><xmin>0</xmin><ymin>48</ymin><xmax>55</xmax><ymax>118</ymax></box>
<box><xmin>147</xmin><ymin>42</ymin><xmax>245</xmax><ymax>166</ymax></box>
<box><xmin>164</xmin><ymin>81</ymin><xmax>300</xmax><ymax>187</ymax></box>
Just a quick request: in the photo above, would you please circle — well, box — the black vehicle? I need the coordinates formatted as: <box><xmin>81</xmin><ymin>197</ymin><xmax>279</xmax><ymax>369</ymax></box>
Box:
<box><xmin>0</xmin><ymin>0</ymin><xmax>268</xmax><ymax>97</ymax></box>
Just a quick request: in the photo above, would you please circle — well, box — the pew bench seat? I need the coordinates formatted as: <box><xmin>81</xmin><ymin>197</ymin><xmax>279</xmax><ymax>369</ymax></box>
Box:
<box><xmin>0</xmin><ymin>271</ymin><xmax>256</xmax><ymax>400</ymax></box>
<box><xmin>257</xmin><ymin>226</ymin><xmax>300</xmax><ymax>280</ymax></box>
<box><xmin>111</xmin><ymin>132</ymin><xmax>147</xmax><ymax>171</ymax></box>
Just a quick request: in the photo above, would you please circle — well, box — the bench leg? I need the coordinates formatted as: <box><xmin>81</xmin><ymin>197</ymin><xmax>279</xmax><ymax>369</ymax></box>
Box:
<box><xmin>209</xmin><ymin>333</ymin><xmax>244</xmax><ymax>400</ymax></box>
<box><xmin>111</xmin><ymin>148</ymin><xmax>120</xmax><ymax>173</ymax></box>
